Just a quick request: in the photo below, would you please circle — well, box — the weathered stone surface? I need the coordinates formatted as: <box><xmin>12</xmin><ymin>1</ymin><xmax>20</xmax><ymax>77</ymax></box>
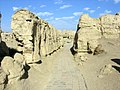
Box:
<box><xmin>11</xmin><ymin>9</ymin><xmax>63</xmax><ymax>64</ymax></box>
<box><xmin>1</xmin><ymin>33</ymin><xmax>18</xmax><ymax>50</ymax></box>
<box><xmin>1</xmin><ymin>56</ymin><xmax>29</xmax><ymax>90</ymax></box>
<box><xmin>73</xmin><ymin>13</ymin><xmax>120</xmax><ymax>54</ymax></box>
<box><xmin>1</xmin><ymin>56</ymin><xmax>25</xmax><ymax>81</ymax></box>
<box><xmin>100</xmin><ymin>14</ymin><xmax>120</xmax><ymax>38</ymax></box>
<box><xmin>14</xmin><ymin>53</ymin><xmax>26</xmax><ymax>65</ymax></box>
<box><xmin>63</xmin><ymin>30</ymin><xmax>75</xmax><ymax>43</ymax></box>
<box><xmin>0</xmin><ymin>68</ymin><xmax>7</xmax><ymax>90</ymax></box>
<box><xmin>93</xmin><ymin>44</ymin><xmax>105</xmax><ymax>55</ymax></box>
<box><xmin>0</xmin><ymin>69</ymin><xmax>6</xmax><ymax>85</ymax></box>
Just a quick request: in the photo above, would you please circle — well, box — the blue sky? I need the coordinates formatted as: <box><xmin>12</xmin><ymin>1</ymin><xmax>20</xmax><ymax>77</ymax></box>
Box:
<box><xmin>0</xmin><ymin>0</ymin><xmax>120</xmax><ymax>32</ymax></box>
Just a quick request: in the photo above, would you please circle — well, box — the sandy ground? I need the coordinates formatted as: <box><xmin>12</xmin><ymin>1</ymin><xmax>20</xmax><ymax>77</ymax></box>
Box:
<box><xmin>44</xmin><ymin>43</ymin><xmax>87</xmax><ymax>90</ymax></box>
<box><xmin>76</xmin><ymin>38</ymin><xmax>120</xmax><ymax>90</ymax></box>
<box><xmin>25</xmin><ymin>47</ymin><xmax>62</xmax><ymax>90</ymax></box>
<box><xmin>27</xmin><ymin>43</ymin><xmax>87</xmax><ymax>90</ymax></box>
<box><xmin>4</xmin><ymin>38</ymin><xmax>120</xmax><ymax>90</ymax></box>
<box><xmin>25</xmin><ymin>39</ymin><xmax>120</xmax><ymax>90</ymax></box>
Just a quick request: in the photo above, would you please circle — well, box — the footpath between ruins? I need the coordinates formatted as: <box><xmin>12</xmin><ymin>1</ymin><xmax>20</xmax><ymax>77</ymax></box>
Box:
<box><xmin>27</xmin><ymin>43</ymin><xmax>87</xmax><ymax>90</ymax></box>
<box><xmin>44</xmin><ymin>43</ymin><xmax>87</xmax><ymax>90</ymax></box>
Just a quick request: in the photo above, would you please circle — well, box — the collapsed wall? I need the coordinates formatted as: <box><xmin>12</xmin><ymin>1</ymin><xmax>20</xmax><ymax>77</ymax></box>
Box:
<box><xmin>63</xmin><ymin>30</ymin><xmax>75</xmax><ymax>43</ymax></box>
<box><xmin>73</xmin><ymin>13</ymin><xmax>120</xmax><ymax>54</ymax></box>
<box><xmin>11</xmin><ymin>9</ymin><xmax>63</xmax><ymax>64</ymax></box>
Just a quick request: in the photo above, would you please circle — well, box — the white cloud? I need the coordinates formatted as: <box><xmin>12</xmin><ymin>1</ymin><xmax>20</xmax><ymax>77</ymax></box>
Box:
<box><xmin>54</xmin><ymin>0</ymin><xmax>63</xmax><ymax>4</ymax></box>
<box><xmin>83</xmin><ymin>7</ymin><xmax>95</xmax><ymax>14</ymax></box>
<box><xmin>37</xmin><ymin>12</ymin><xmax>53</xmax><ymax>16</ymax></box>
<box><xmin>45</xmin><ymin>17</ymin><xmax>54</xmax><ymax>21</ymax></box>
<box><xmin>73</xmin><ymin>12</ymin><xmax>83</xmax><ymax>16</ymax></box>
<box><xmin>84</xmin><ymin>7</ymin><xmax>90</xmax><ymax>11</ymax></box>
<box><xmin>105</xmin><ymin>10</ymin><xmax>112</xmax><ymax>13</ymax></box>
<box><xmin>99</xmin><ymin>10</ymin><xmax>112</xmax><ymax>16</ymax></box>
<box><xmin>114</xmin><ymin>0</ymin><xmax>120</xmax><ymax>3</ymax></box>
<box><xmin>98</xmin><ymin>0</ymin><xmax>120</xmax><ymax>3</ymax></box>
<box><xmin>13</xmin><ymin>6</ymin><xmax>30</xmax><ymax>11</ymax></box>
<box><xmin>44</xmin><ymin>16</ymin><xmax>77</xmax><ymax>30</ymax></box>
<box><xmin>48</xmin><ymin>19</ymin><xmax>77</xmax><ymax>30</ymax></box>
<box><xmin>13</xmin><ymin>7</ymin><xmax>20</xmax><ymax>11</ymax></box>
<box><xmin>89</xmin><ymin>10</ymin><xmax>95</xmax><ymax>13</ymax></box>
<box><xmin>23</xmin><ymin>7</ymin><xmax>29</xmax><ymax>10</ymax></box>
<box><xmin>60</xmin><ymin>5</ymin><xmax>72</xmax><ymax>9</ymax></box>
<box><xmin>55</xmin><ymin>16</ymin><xmax>74</xmax><ymax>20</ymax></box>
<box><xmin>40</xmin><ymin>5</ymin><xmax>46</xmax><ymax>8</ymax></box>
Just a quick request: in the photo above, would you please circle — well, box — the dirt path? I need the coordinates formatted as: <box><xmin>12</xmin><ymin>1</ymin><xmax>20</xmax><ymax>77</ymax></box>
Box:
<box><xmin>43</xmin><ymin>43</ymin><xmax>87</xmax><ymax>90</ymax></box>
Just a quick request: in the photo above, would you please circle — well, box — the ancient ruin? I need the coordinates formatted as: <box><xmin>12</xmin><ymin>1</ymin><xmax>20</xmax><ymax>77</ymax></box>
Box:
<box><xmin>73</xmin><ymin>13</ymin><xmax>120</xmax><ymax>54</ymax></box>
<box><xmin>0</xmin><ymin>8</ymin><xmax>120</xmax><ymax>90</ymax></box>
<box><xmin>63</xmin><ymin>30</ymin><xmax>75</xmax><ymax>43</ymax></box>
<box><xmin>0</xmin><ymin>9</ymin><xmax>65</xmax><ymax>90</ymax></box>
<box><xmin>11</xmin><ymin>9</ymin><xmax>63</xmax><ymax>64</ymax></box>
<box><xmin>71</xmin><ymin>12</ymin><xmax>120</xmax><ymax>90</ymax></box>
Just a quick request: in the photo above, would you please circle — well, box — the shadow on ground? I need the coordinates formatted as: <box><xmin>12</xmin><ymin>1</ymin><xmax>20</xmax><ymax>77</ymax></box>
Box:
<box><xmin>70</xmin><ymin>46</ymin><xmax>77</xmax><ymax>55</ymax></box>
<box><xmin>111</xmin><ymin>58</ymin><xmax>120</xmax><ymax>73</ymax></box>
<box><xmin>112</xmin><ymin>66</ymin><xmax>120</xmax><ymax>73</ymax></box>
<box><xmin>111</xmin><ymin>58</ymin><xmax>120</xmax><ymax>65</ymax></box>
<box><xmin>20</xmin><ymin>64</ymin><xmax>31</xmax><ymax>80</ymax></box>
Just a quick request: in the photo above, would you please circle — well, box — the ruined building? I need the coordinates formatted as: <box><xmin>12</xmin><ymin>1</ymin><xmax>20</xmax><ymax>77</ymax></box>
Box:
<box><xmin>0</xmin><ymin>9</ymin><xmax>64</xmax><ymax>90</ymax></box>
<box><xmin>11</xmin><ymin>9</ymin><xmax>63</xmax><ymax>64</ymax></box>
<box><xmin>73</xmin><ymin>13</ymin><xmax>120</xmax><ymax>54</ymax></box>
